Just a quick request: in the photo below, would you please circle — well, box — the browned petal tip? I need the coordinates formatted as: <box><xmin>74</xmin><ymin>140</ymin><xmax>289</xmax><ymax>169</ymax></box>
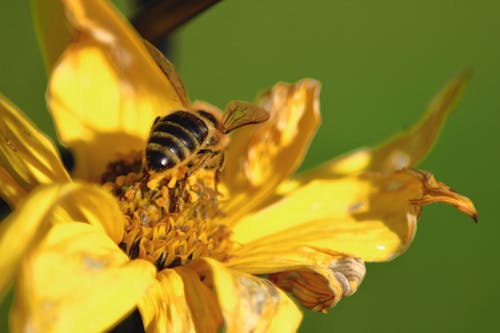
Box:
<box><xmin>269</xmin><ymin>256</ymin><xmax>366</xmax><ymax>312</ymax></box>
<box><xmin>409</xmin><ymin>169</ymin><xmax>478</xmax><ymax>223</ymax></box>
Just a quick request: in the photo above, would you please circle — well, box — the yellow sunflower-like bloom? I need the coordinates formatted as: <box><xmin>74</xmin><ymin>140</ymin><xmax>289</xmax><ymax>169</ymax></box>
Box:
<box><xmin>0</xmin><ymin>0</ymin><xmax>477</xmax><ymax>332</ymax></box>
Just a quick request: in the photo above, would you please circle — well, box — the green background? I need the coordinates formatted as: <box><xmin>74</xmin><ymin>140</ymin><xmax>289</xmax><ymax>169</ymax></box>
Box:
<box><xmin>0</xmin><ymin>0</ymin><xmax>498</xmax><ymax>332</ymax></box>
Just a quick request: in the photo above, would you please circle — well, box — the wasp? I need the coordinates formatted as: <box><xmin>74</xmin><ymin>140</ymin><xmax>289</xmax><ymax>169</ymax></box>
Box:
<box><xmin>145</xmin><ymin>101</ymin><xmax>269</xmax><ymax>176</ymax></box>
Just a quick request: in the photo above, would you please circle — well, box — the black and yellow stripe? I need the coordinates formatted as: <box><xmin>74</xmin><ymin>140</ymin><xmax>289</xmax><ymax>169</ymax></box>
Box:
<box><xmin>146</xmin><ymin>111</ymin><xmax>210</xmax><ymax>171</ymax></box>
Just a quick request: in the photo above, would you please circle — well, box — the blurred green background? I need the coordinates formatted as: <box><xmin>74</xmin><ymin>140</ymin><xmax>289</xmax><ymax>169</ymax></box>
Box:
<box><xmin>0</xmin><ymin>0</ymin><xmax>498</xmax><ymax>332</ymax></box>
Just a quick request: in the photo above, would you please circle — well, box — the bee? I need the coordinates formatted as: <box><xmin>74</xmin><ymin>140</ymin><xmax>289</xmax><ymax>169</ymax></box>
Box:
<box><xmin>145</xmin><ymin>101</ymin><xmax>269</xmax><ymax>175</ymax></box>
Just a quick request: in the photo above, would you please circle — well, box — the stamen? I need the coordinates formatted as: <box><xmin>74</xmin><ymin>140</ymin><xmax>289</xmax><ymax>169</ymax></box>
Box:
<box><xmin>101</xmin><ymin>154</ymin><xmax>232</xmax><ymax>270</ymax></box>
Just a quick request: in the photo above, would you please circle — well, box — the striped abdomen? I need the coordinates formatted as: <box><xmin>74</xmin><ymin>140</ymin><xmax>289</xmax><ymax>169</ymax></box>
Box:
<box><xmin>146</xmin><ymin>111</ymin><xmax>212</xmax><ymax>171</ymax></box>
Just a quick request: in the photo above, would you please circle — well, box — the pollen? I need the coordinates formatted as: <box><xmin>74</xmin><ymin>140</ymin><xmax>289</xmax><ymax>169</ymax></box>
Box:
<box><xmin>100</xmin><ymin>151</ymin><xmax>233</xmax><ymax>270</ymax></box>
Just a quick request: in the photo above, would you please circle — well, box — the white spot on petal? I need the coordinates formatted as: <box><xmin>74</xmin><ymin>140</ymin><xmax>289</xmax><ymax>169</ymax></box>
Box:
<box><xmin>385</xmin><ymin>181</ymin><xmax>402</xmax><ymax>191</ymax></box>
<box><xmin>83</xmin><ymin>256</ymin><xmax>105</xmax><ymax>270</ymax></box>
<box><xmin>388</xmin><ymin>150</ymin><xmax>411</xmax><ymax>169</ymax></box>
<box><xmin>90</xmin><ymin>27</ymin><xmax>116</xmax><ymax>45</ymax></box>
<box><xmin>348</xmin><ymin>201</ymin><xmax>364</xmax><ymax>213</ymax></box>
<box><xmin>23</xmin><ymin>320</ymin><xmax>36</xmax><ymax>333</ymax></box>
<box><xmin>238</xmin><ymin>276</ymin><xmax>279</xmax><ymax>332</ymax></box>
<box><xmin>406</xmin><ymin>211</ymin><xmax>417</xmax><ymax>224</ymax></box>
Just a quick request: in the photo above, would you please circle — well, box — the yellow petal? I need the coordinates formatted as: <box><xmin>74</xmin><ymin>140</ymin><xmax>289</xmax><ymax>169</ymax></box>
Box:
<box><xmin>10</xmin><ymin>222</ymin><xmax>156</xmax><ymax>333</ymax></box>
<box><xmin>228</xmin><ymin>246</ymin><xmax>365</xmax><ymax>312</ymax></box>
<box><xmin>0</xmin><ymin>94</ymin><xmax>70</xmax><ymax>207</ymax></box>
<box><xmin>0</xmin><ymin>168</ymin><xmax>26</xmax><ymax>208</ymax></box>
<box><xmin>52</xmin><ymin>183</ymin><xmax>125</xmax><ymax>243</ymax></box>
<box><xmin>48</xmin><ymin>0</ymin><xmax>188</xmax><ymax>180</ymax></box>
<box><xmin>303</xmin><ymin>71</ymin><xmax>471</xmax><ymax>178</ymax></box>
<box><xmin>138</xmin><ymin>269</ymin><xmax>198</xmax><ymax>333</ymax></box>
<box><xmin>232</xmin><ymin>169</ymin><xmax>477</xmax><ymax>262</ymax></box>
<box><xmin>31</xmin><ymin>0</ymin><xmax>74</xmax><ymax>70</ymax></box>
<box><xmin>188</xmin><ymin>258</ymin><xmax>302</xmax><ymax>333</ymax></box>
<box><xmin>0</xmin><ymin>182</ymin><xmax>126</xmax><ymax>298</ymax></box>
<box><xmin>174</xmin><ymin>267</ymin><xmax>223</xmax><ymax>333</ymax></box>
<box><xmin>0</xmin><ymin>186</ymin><xmax>65</xmax><ymax>298</ymax></box>
<box><xmin>220</xmin><ymin>79</ymin><xmax>321</xmax><ymax>223</ymax></box>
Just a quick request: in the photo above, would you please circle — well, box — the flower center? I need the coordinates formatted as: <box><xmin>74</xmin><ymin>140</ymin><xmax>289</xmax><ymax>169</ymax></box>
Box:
<box><xmin>100</xmin><ymin>151</ymin><xmax>232</xmax><ymax>270</ymax></box>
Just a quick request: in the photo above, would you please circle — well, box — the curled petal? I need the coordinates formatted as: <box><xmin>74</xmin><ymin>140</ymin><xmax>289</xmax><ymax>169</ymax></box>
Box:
<box><xmin>270</xmin><ymin>256</ymin><xmax>365</xmax><ymax>312</ymax></box>
<box><xmin>227</xmin><ymin>246</ymin><xmax>365</xmax><ymax>312</ymax></box>
<box><xmin>48</xmin><ymin>0</ymin><xmax>188</xmax><ymax>180</ymax></box>
<box><xmin>10</xmin><ymin>222</ymin><xmax>156</xmax><ymax>333</ymax></box>
<box><xmin>138</xmin><ymin>269</ymin><xmax>199</xmax><ymax>333</ymax></box>
<box><xmin>220</xmin><ymin>79</ymin><xmax>321</xmax><ymax>222</ymax></box>
<box><xmin>408</xmin><ymin>170</ymin><xmax>477</xmax><ymax>220</ymax></box>
<box><xmin>0</xmin><ymin>94</ymin><xmax>70</xmax><ymax>207</ymax></box>
<box><xmin>303</xmin><ymin>70</ymin><xmax>470</xmax><ymax>178</ymax></box>
<box><xmin>188</xmin><ymin>258</ymin><xmax>302</xmax><ymax>333</ymax></box>
<box><xmin>232</xmin><ymin>169</ymin><xmax>477</xmax><ymax>262</ymax></box>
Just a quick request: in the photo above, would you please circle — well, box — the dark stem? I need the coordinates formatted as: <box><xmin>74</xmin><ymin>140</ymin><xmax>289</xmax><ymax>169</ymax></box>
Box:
<box><xmin>108</xmin><ymin>308</ymin><xmax>145</xmax><ymax>333</ymax></box>
<box><xmin>132</xmin><ymin>0</ymin><xmax>221</xmax><ymax>43</ymax></box>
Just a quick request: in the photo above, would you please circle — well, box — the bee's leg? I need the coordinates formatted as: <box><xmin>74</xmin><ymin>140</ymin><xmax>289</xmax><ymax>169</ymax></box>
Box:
<box><xmin>169</xmin><ymin>175</ymin><xmax>188</xmax><ymax>213</ymax></box>
<box><xmin>186</xmin><ymin>149</ymin><xmax>214</xmax><ymax>177</ymax></box>
<box><xmin>204</xmin><ymin>151</ymin><xmax>225</xmax><ymax>193</ymax></box>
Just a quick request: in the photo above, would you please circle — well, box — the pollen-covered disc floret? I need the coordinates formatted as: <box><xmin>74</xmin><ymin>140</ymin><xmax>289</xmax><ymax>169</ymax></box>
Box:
<box><xmin>100</xmin><ymin>152</ymin><xmax>232</xmax><ymax>270</ymax></box>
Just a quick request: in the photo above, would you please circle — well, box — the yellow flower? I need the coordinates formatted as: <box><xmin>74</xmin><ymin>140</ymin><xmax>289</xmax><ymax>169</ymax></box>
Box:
<box><xmin>0</xmin><ymin>0</ymin><xmax>477</xmax><ymax>332</ymax></box>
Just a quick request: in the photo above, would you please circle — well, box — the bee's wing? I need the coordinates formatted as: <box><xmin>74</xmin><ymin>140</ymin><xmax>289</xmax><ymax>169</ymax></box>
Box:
<box><xmin>222</xmin><ymin>101</ymin><xmax>270</xmax><ymax>133</ymax></box>
<box><xmin>143</xmin><ymin>39</ymin><xmax>189</xmax><ymax>107</ymax></box>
